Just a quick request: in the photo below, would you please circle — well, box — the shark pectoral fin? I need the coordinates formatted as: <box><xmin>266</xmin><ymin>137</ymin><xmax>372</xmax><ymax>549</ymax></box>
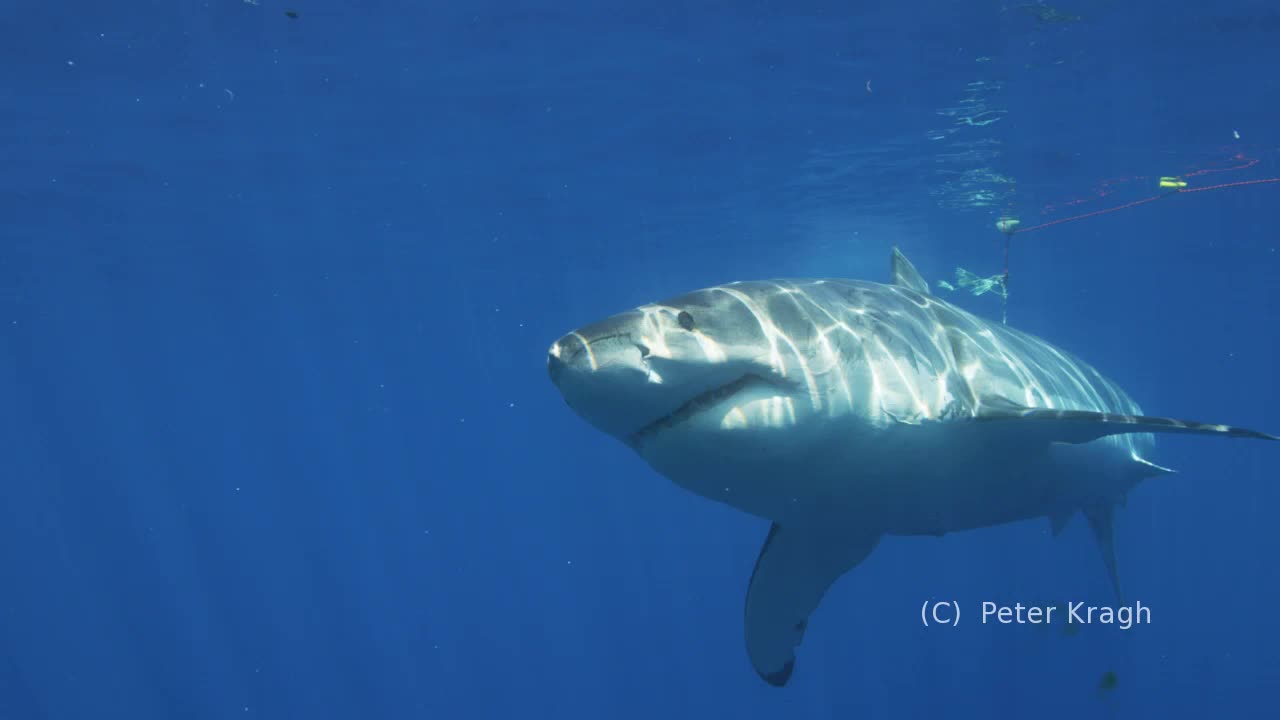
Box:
<box><xmin>744</xmin><ymin>523</ymin><xmax>879</xmax><ymax>687</ymax></box>
<box><xmin>890</xmin><ymin>247</ymin><xmax>931</xmax><ymax>295</ymax></box>
<box><xmin>973</xmin><ymin>399</ymin><xmax>1279</xmax><ymax>443</ymax></box>
<box><xmin>1083</xmin><ymin>504</ymin><xmax>1123</xmax><ymax>603</ymax></box>
<box><xmin>1049</xmin><ymin>510</ymin><xmax>1072</xmax><ymax>536</ymax></box>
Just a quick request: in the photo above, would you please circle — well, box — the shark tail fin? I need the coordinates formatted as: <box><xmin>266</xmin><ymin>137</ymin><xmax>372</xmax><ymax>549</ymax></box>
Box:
<box><xmin>1084</xmin><ymin>503</ymin><xmax>1123</xmax><ymax>603</ymax></box>
<box><xmin>1048</xmin><ymin>510</ymin><xmax>1072</xmax><ymax>536</ymax></box>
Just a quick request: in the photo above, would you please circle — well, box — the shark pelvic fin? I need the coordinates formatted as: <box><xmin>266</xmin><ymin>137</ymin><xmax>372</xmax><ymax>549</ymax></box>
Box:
<box><xmin>889</xmin><ymin>247</ymin><xmax>931</xmax><ymax>295</ymax></box>
<box><xmin>1131</xmin><ymin>454</ymin><xmax>1176</xmax><ymax>477</ymax></box>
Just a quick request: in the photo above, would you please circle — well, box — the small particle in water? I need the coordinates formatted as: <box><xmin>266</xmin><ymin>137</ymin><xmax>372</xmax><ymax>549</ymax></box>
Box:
<box><xmin>1234</xmin><ymin>129</ymin><xmax>1241</xmax><ymax>139</ymax></box>
<box><xmin>285</xmin><ymin>10</ymin><xmax>299</xmax><ymax>19</ymax></box>
<box><xmin>1098</xmin><ymin>670</ymin><xmax>1118</xmax><ymax>692</ymax></box>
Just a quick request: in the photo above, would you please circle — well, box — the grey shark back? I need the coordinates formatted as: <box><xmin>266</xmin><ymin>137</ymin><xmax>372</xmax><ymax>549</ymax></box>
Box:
<box><xmin>547</xmin><ymin>247</ymin><xmax>1276</xmax><ymax>686</ymax></box>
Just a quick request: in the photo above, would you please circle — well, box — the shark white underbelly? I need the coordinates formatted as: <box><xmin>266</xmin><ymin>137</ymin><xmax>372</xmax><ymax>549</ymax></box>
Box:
<box><xmin>547</xmin><ymin>247</ymin><xmax>1275</xmax><ymax>687</ymax></box>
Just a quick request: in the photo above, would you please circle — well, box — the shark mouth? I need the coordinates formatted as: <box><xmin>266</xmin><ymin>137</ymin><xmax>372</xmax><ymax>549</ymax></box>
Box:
<box><xmin>627</xmin><ymin>373</ymin><xmax>778</xmax><ymax>447</ymax></box>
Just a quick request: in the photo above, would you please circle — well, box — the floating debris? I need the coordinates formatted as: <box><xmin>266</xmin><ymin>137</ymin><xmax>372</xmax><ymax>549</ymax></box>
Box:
<box><xmin>937</xmin><ymin>267</ymin><xmax>1007</xmax><ymax>299</ymax></box>
<box><xmin>957</xmin><ymin>110</ymin><xmax>1007</xmax><ymax>127</ymax></box>
<box><xmin>1098</xmin><ymin>670</ymin><xmax>1119</xmax><ymax>693</ymax></box>
<box><xmin>1015</xmin><ymin>3</ymin><xmax>1082</xmax><ymax>24</ymax></box>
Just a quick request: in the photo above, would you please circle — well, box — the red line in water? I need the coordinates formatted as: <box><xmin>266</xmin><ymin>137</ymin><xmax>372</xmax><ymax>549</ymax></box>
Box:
<box><xmin>1015</xmin><ymin>194</ymin><xmax>1172</xmax><ymax>234</ymax></box>
<box><xmin>1016</xmin><ymin>176</ymin><xmax>1280</xmax><ymax>235</ymax></box>
<box><xmin>1035</xmin><ymin>152</ymin><xmax>1263</xmax><ymax>219</ymax></box>
<box><xmin>1182</xmin><ymin>154</ymin><xmax>1259</xmax><ymax>178</ymax></box>
<box><xmin>1182</xmin><ymin>177</ymin><xmax>1280</xmax><ymax>192</ymax></box>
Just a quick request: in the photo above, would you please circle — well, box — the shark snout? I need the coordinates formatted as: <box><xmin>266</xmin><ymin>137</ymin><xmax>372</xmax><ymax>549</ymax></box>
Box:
<box><xmin>546</xmin><ymin>349</ymin><xmax>567</xmax><ymax>386</ymax></box>
<box><xmin>547</xmin><ymin>312</ymin><xmax>677</xmax><ymax>438</ymax></box>
<box><xmin>546</xmin><ymin>335</ymin><xmax>583</xmax><ymax>387</ymax></box>
<box><xmin>547</xmin><ymin>312</ymin><xmax>649</xmax><ymax>386</ymax></box>
<box><xmin>546</xmin><ymin>332</ymin><xmax>603</xmax><ymax>388</ymax></box>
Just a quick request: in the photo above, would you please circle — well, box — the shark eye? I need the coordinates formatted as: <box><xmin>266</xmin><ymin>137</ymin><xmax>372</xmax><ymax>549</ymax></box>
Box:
<box><xmin>677</xmin><ymin>311</ymin><xmax>695</xmax><ymax>331</ymax></box>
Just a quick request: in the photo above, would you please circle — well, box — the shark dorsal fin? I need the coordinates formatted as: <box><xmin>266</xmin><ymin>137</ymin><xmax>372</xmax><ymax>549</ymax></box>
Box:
<box><xmin>890</xmin><ymin>247</ymin><xmax>930</xmax><ymax>295</ymax></box>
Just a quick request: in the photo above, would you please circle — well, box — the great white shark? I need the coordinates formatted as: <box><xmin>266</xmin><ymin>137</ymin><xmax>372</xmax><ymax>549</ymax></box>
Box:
<box><xmin>546</xmin><ymin>247</ymin><xmax>1275</xmax><ymax>686</ymax></box>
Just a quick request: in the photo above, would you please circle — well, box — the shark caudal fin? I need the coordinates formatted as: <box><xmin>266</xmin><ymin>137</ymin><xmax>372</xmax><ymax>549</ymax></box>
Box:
<box><xmin>1042</xmin><ymin>439</ymin><xmax>1181</xmax><ymax>601</ymax></box>
<box><xmin>1047</xmin><ymin>503</ymin><xmax>1126</xmax><ymax>601</ymax></box>
<box><xmin>1048</xmin><ymin>510</ymin><xmax>1072</xmax><ymax>536</ymax></box>
<box><xmin>1045</xmin><ymin>440</ymin><xmax>1176</xmax><ymax>596</ymax></box>
<box><xmin>1083</xmin><ymin>503</ymin><xmax>1123</xmax><ymax>602</ymax></box>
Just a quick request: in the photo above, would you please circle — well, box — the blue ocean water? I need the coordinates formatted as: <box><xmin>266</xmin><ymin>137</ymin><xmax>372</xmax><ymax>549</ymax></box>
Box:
<box><xmin>2</xmin><ymin>1</ymin><xmax>1278</xmax><ymax>717</ymax></box>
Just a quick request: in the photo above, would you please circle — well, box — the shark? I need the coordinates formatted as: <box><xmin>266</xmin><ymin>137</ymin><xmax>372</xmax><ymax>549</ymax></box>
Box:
<box><xmin>545</xmin><ymin>248</ymin><xmax>1275</xmax><ymax>686</ymax></box>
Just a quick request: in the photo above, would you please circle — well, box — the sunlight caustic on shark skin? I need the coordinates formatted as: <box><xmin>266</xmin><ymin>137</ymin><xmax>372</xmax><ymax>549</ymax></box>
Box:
<box><xmin>546</xmin><ymin>247</ymin><xmax>1276</xmax><ymax>687</ymax></box>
